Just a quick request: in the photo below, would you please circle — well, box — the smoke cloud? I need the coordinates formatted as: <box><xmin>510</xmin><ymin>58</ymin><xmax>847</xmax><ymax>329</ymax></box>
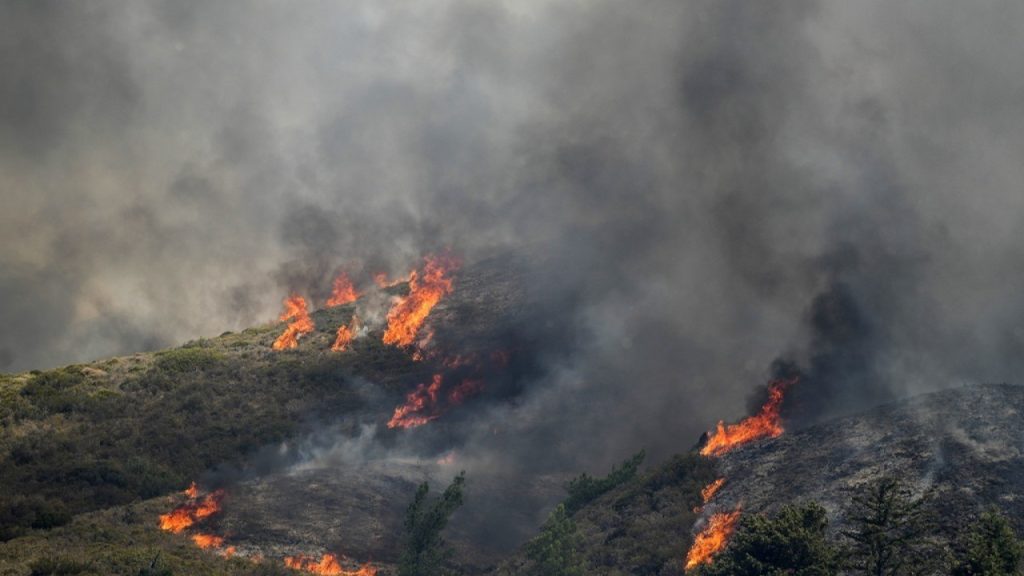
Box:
<box><xmin>3</xmin><ymin>0</ymin><xmax>1024</xmax><ymax>529</ymax></box>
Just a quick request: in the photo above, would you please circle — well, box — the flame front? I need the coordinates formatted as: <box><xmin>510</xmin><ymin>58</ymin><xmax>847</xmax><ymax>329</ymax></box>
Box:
<box><xmin>273</xmin><ymin>295</ymin><xmax>315</xmax><ymax>350</ymax></box>
<box><xmin>331</xmin><ymin>315</ymin><xmax>360</xmax><ymax>352</ymax></box>
<box><xmin>158</xmin><ymin>489</ymin><xmax>225</xmax><ymax>533</ymax></box>
<box><xmin>685</xmin><ymin>509</ymin><xmax>742</xmax><ymax>570</ymax></box>
<box><xmin>700</xmin><ymin>378</ymin><xmax>795</xmax><ymax>457</ymax></box>
<box><xmin>387</xmin><ymin>374</ymin><xmax>443</xmax><ymax>429</ymax></box>
<box><xmin>382</xmin><ymin>255</ymin><xmax>458</xmax><ymax>347</ymax></box>
<box><xmin>283</xmin><ymin>553</ymin><xmax>377</xmax><ymax>576</ymax></box>
<box><xmin>326</xmin><ymin>273</ymin><xmax>360</xmax><ymax>307</ymax></box>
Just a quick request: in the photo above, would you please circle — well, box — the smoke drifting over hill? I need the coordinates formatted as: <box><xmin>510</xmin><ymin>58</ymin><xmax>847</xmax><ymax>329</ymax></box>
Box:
<box><xmin>3</xmin><ymin>0</ymin><xmax>1024</xmax><ymax>473</ymax></box>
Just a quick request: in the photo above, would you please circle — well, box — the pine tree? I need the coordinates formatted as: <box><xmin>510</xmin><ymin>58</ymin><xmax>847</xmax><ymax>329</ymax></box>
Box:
<box><xmin>842</xmin><ymin>477</ymin><xmax>940</xmax><ymax>576</ymax></box>
<box><xmin>526</xmin><ymin>504</ymin><xmax>585</xmax><ymax>576</ymax></box>
<box><xmin>398</xmin><ymin>472</ymin><xmax>466</xmax><ymax>576</ymax></box>
<box><xmin>953</xmin><ymin>510</ymin><xmax>1023</xmax><ymax>576</ymax></box>
<box><xmin>700</xmin><ymin>502</ymin><xmax>841</xmax><ymax>576</ymax></box>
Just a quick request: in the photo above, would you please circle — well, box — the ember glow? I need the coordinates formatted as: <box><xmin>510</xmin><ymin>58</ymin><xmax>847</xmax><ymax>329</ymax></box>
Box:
<box><xmin>283</xmin><ymin>553</ymin><xmax>377</xmax><ymax>576</ymax></box>
<box><xmin>448</xmin><ymin>378</ymin><xmax>483</xmax><ymax>404</ymax></box>
<box><xmin>382</xmin><ymin>255</ymin><xmax>458</xmax><ymax>347</ymax></box>
<box><xmin>158</xmin><ymin>488</ymin><xmax>225</xmax><ymax>533</ymax></box>
<box><xmin>387</xmin><ymin>374</ymin><xmax>443</xmax><ymax>429</ymax></box>
<box><xmin>700</xmin><ymin>378</ymin><xmax>796</xmax><ymax>457</ymax></box>
<box><xmin>326</xmin><ymin>273</ymin><xmax>360</xmax><ymax>307</ymax></box>
<box><xmin>331</xmin><ymin>315</ymin><xmax>359</xmax><ymax>352</ymax></box>
<box><xmin>685</xmin><ymin>509</ymin><xmax>742</xmax><ymax>570</ymax></box>
<box><xmin>273</xmin><ymin>295</ymin><xmax>315</xmax><ymax>350</ymax></box>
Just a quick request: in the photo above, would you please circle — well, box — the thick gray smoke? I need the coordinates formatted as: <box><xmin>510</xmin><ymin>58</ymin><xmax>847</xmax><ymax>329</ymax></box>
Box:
<box><xmin>3</xmin><ymin>0</ymin><xmax>1024</xmax><ymax>503</ymax></box>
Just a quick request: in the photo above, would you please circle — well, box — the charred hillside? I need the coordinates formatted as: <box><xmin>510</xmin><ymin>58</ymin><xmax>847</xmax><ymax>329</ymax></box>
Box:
<box><xmin>496</xmin><ymin>383</ymin><xmax>1024</xmax><ymax>576</ymax></box>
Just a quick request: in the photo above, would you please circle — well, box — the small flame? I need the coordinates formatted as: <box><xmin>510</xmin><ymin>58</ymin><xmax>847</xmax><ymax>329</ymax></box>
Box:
<box><xmin>685</xmin><ymin>509</ymin><xmax>742</xmax><ymax>570</ymax></box>
<box><xmin>700</xmin><ymin>378</ymin><xmax>796</xmax><ymax>457</ymax></box>
<box><xmin>283</xmin><ymin>553</ymin><xmax>377</xmax><ymax>576</ymax></box>
<box><xmin>387</xmin><ymin>374</ymin><xmax>443</xmax><ymax>429</ymax></box>
<box><xmin>382</xmin><ymin>255</ymin><xmax>458</xmax><ymax>348</ymax></box>
<box><xmin>331</xmin><ymin>315</ymin><xmax>360</xmax><ymax>352</ymax></box>
<box><xmin>192</xmin><ymin>533</ymin><xmax>225</xmax><ymax>549</ymax></box>
<box><xmin>701</xmin><ymin>478</ymin><xmax>726</xmax><ymax>504</ymax></box>
<box><xmin>273</xmin><ymin>295</ymin><xmax>315</xmax><ymax>350</ymax></box>
<box><xmin>374</xmin><ymin>271</ymin><xmax>412</xmax><ymax>289</ymax></box>
<box><xmin>326</xmin><ymin>273</ymin><xmax>360</xmax><ymax>307</ymax></box>
<box><xmin>183</xmin><ymin>481</ymin><xmax>199</xmax><ymax>499</ymax></box>
<box><xmin>158</xmin><ymin>489</ymin><xmax>225</xmax><ymax>533</ymax></box>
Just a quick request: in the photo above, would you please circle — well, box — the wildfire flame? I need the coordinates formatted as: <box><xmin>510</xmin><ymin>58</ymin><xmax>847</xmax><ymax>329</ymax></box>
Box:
<box><xmin>283</xmin><ymin>553</ymin><xmax>377</xmax><ymax>576</ymax></box>
<box><xmin>374</xmin><ymin>271</ymin><xmax>412</xmax><ymax>289</ymax></box>
<box><xmin>158</xmin><ymin>489</ymin><xmax>225</xmax><ymax>533</ymax></box>
<box><xmin>273</xmin><ymin>295</ymin><xmax>315</xmax><ymax>350</ymax></box>
<box><xmin>700</xmin><ymin>378</ymin><xmax>796</xmax><ymax>457</ymax></box>
<box><xmin>183</xmin><ymin>481</ymin><xmax>199</xmax><ymax>499</ymax></box>
<box><xmin>192</xmin><ymin>533</ymin><xmax>225</xmax><ymax>549</ymax></box>
<box><xmin>386</xmin><ymin>372</ymin><xmax>485</xmax><ymax>429</ymax></box>
<box><xmin>387</xmin><ymin>374</ymin><xmax>443</xmax><ymax>429</ymax></box>
<box><xmin>685</xmin><ymin>509</ymin><xmax>742</xmax><ymax>570</ymax></box>
<box><xmin>701</xmin><ymin>478</ymin><xmax>726</xmax><ymax>504</ymax></box>
<box><xmin>331</xmin><ymin>315</ymin><xmax>360</xmax><ymax>352</ymax></box>
<box><xmin>382</xmin><ymin>255</ymin><xmax>458</xmax><ymax>348</ymax></box>
<box><xmin>326</xmin><ymin>273</ymin><xmax>360</xmax><ymax>307</ymax></box>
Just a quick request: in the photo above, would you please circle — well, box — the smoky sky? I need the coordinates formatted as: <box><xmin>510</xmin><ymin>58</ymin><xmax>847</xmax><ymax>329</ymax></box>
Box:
<box><xmin>3</xmin><ymin>0</ymin><xmax>1024</xmax><ymax>473</ymax></box>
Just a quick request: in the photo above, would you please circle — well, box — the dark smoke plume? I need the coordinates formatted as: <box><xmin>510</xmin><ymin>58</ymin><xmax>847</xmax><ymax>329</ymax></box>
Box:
<box><xmin>3</xmin><ymin>0</ymin><xmax>1024</xmax><ymax>545</ymax></box>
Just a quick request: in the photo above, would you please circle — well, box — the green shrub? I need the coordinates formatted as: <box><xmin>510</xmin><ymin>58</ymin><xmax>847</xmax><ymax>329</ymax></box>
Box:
<box><xmin>564</xmin><ymin>450</ymin><xmax>645</xmax><ymax>514</ymax></box>
<box><xmin>153</xmin><ymin>348</ymin><xmax>222</xmax><ymax>373</ymax></box>
<box><xmin>28</xmin><ymin>557</ymin><xmax>94</xmax><ymax>576</ymax></box>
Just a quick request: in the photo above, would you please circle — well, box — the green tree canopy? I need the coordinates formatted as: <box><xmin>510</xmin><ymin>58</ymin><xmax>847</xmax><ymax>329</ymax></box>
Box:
<box><xmin>953</xmin><ymin>509</ymin><xmax>1023</xmax><ymax>576</ymax></box>
<box><xmin>526</xmin><ymin>503</ymin><xmax>586</xmax><ymax>576</ymax></box>
<box><xmin>841</xmin><ymin>477</ymin><xmax>941</xmax><ymax>576</ymax></box>
<box><xmin>398</xmin><ymin>472</ymin><xmax>466</xmax><ymax>576</ymax></box>
<box><xmin>699</xmin><ymin>502</ymin><xmax>841</xmax><ymax>576</ymax></box>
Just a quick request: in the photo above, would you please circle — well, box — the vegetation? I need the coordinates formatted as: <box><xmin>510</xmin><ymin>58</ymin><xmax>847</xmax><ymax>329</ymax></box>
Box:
<box><xmin>953</xmin><ymin>510</ymin><xmax>1023</xmax><ymax>576</ymax></box>
<box><xmin>699</xmin><ymin>503</ymin><xmax>841</xmax><ymax>576</ymax></box>
<box><xmin>398</xmin><ymin>472</ymin><xmax>467</xmax><ymax>576</ymax></box>
<box><xmin>0</xmin><ymin>305</ymin><xmax>412</xmax><ymax>542</ymax></box>
<box><xmin>841</xmin><ymin>477</ymin><xmax>942</xmax><ymax>576</ymax></box>
<box><xmin>525</xmin><ymin>504</ymin><xmax>585</xmax><ymax>576</ymax></box>
<box><xmin>563</xmin><ymin>450</ymin><xmax>645</xmax><ymax>514</ymax></box>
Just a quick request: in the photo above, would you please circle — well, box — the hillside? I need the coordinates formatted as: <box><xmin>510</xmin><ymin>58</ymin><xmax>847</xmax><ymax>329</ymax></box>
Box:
<box><xmin>3</xmin><ymin>249</ymin><xmax>1024</xmax><ymax>576</ymax></box>
<box><xmin>496</xmin><ymin>383</ymin><xmax>1024</xmax><ymax>576</ymax></box>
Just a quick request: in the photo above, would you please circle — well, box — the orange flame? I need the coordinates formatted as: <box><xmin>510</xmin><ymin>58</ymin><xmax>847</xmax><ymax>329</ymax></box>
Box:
<box><xmin>158</xmin><ymin>489</ymin><xmax>225</xmax><ymax>533</ymax></box>
<box><xmin>183</xmin><ymin>481</ymin><xmax>199</xmax><ymax>499</ymax></box>
<box><xmin>387</xmin><ymin>374</ymin><xmax>443</xmax><ymax>429</ymax></box>
<box><xmin>382</xmin><ymin>255</ymin><xmax>458</xmax><ymax>348</ymax></box>
<box><xmin>326</xmin><ymin>273</ymin><xmax>360</xmax><ymax>307</ymax></box>
<box><xmin>284</xmin><ymin>553</ymin><xmax>377</xmax><ymax>576</ymax></box>
<box><xmin>331</xmin><ymin>315</ymin><xmax>360</xmax><ymax>352</ymax></box>
<box><xmin>192</xmin><ymin>533</ymin><xmax>225</xmax><ymax>549</ymax></box>
<box><xmin>273</xmin><ymin>295</ymin><xmax>315</xmax><ymax>350</ymax></box>
<box><xmin>701</xmin><ymin>478</ymin><xmax>726</xmax><ymax>504</ymax></box>
<box><xmin>700</xmin><ymin>378</ymin><xmax>796</xmax><ymax>457</ymax></box>
<box><xmin>374</xmin><ymin>271</ymin><xmax>412</xmax><ymax>289</ymax></box>
<box><xmin>685</xmin><ymin>509</ymin><xmax>742</xmax><ymax>570</ymax></box>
